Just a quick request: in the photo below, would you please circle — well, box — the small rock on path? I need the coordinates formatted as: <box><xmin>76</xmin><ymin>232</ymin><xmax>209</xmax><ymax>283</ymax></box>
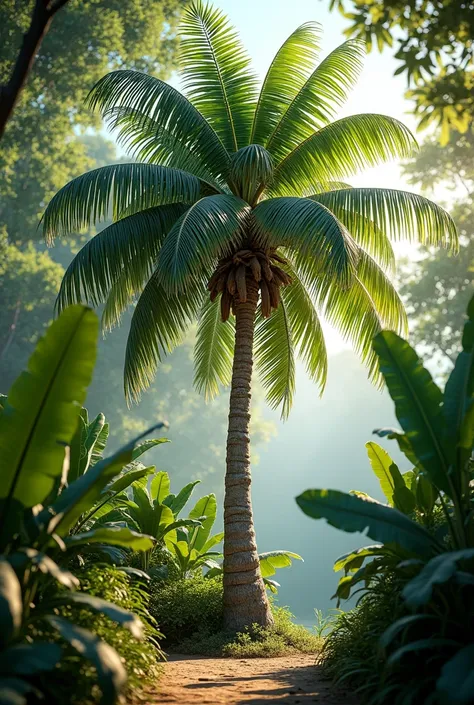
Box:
<box><xmin>133</xmin><ymin>654</ymin><xmax>357</xmax><ymax>704</ymax></box>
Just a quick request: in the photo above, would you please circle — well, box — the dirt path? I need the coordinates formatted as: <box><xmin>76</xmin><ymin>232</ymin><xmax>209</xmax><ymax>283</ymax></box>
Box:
<box><xmin>134</xmin><ymin>654</ymin><xmax>357</xmax><ymax>704</ymax></box>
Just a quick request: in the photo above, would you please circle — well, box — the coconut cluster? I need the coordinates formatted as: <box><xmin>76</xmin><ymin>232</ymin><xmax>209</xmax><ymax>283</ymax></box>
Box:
<box><xmin>207</xmin><ymin>249</ymin><xmax>293</xmax><ymax>322</ymax></box>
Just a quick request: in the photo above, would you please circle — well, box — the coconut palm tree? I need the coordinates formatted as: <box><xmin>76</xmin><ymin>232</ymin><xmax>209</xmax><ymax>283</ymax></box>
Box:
<box><xmin>42</xmin><ymin>1</ymin><xmax>457</xmax><ymax>630</ymax></box>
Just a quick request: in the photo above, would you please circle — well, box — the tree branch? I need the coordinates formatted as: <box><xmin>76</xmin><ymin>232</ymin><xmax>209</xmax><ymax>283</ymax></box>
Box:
<box><xmin>0</xmin><ymin>0</ymin><xmax>72</xmax><ymax>141</ymax></box>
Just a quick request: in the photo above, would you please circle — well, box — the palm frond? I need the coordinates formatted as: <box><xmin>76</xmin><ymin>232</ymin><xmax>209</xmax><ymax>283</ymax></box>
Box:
<box><xmin>157</xmin><ymin>194</ymin><xmax>250</xmax><ymax>293</ymax></box>
<box><xmin>56</xmin><ymin>204</ymin><xmax>187</xmax><ymax>311</ymax></box>
<box><xmin>252</xmin><ymin>196</ymin><xmax>360</xmax><ymax>288</ymax></box>
<box><xmin>254</xmin><ymin>302</ymin><xmax>295</xmax><ymax>419</ymax></box>
<box><xmin>106</xmin><ymin>106</ymin><xmax>227</xmax><ymax>191</ymax></box>
<box><xmin>292</xmin><ymin>254</ymin><xmax>385</xmax><ymax>383</ymax></box>
<box><xmin>265</xmin><ymin>40</ymin><xmax>365</xmax><ymax>162</ymax></box>
<box><xmin>43</xmin><ymin>164</ymin><xmax>202</xmax><ymax>242</ymax></box>
<box><xmin>310</xmin><ymin>188</ymin><xmax>458</xmax><ymax>248</ymax></box>
<box><xmin>307</xmin><ymin>193</ymin><xmax>395</xmax><ymax>270</ymax></box>
<box><xmin>87</xmin><ymin>69</ymin><xmax>229</xmax><ymax>179</ymax></box>
<box><xmin>101</xmin><ymin>267</ymin><xmax>143</xmax><ymax>334</ymax></box>
<box><xmin>280</xmin><ymin>264</ymin><xmax>328</xmax><ymax>393</ymax></box>
<box><xmin>250</xmin><ymin>22</ymin><xmax>322</xmax><ymax>146</ymax></box>
<box><xmin>193</xmin><ymin>296</ymin><xmax>235</xmax><ymax>400</ymax></box>
<box><xmin>124</xmin><ymin>275</ymin><xmax>204</xmax><ymax>403</ymax></box>
<box><xmin>271</xmin><ymin>114</ymin><xmax>417</xmax><ymax>197</ymax></box>
<box><xmin>357</xmin><ymin>250</ymin><xmax>408</xmax><ymax>335</ymax></box>
<box><xmin>179</xmin><ymin>0</ymin><xmax>259</xmax><ymax>151</ymax></box>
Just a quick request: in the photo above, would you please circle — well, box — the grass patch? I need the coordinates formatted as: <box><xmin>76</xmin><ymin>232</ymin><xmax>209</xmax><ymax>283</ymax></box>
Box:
<box><xmin>176</xmin><ymin>605</ymin><xmax>323</xmax><ymax>658</ymax></box>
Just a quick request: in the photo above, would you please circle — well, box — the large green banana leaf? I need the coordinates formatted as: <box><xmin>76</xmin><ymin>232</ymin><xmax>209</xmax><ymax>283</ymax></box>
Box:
<box><xmin>0</xmin><ymin>306</ymin><xmax>97</xmax><ymax>510</ymax></box>
<box><xmin>188</xmin><ymin>494</ymin><xmax>217</xmax><ymax>551</ymax></box>
<box><xmin>296</xmin><ymin>488</ymin><xmax>439</xmax><ymax>557</ymax></box>
<box><xmin>373</xmin><ymin>331</ymin><xmax>451</xmax><ymax>495</ymax></box>
<box><xmin>0</xmin><ymin>306</ymin><xmax>97</xmax><ymax>545</ymax></box>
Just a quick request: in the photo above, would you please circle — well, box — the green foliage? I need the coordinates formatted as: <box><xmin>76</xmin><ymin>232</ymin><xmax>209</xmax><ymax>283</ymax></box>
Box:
<box><xmin>175</xmin><ymin>602</ymin><xmax>322</xmax><ymax>657</ymax></box>
<box><xmin>0</xmin><ymin>0</ymin><xmax>186</xmax><ymax>239</ymax></box>
<box><xmin>300</xmin><ymin>294</ymin><xmax>474</xmax><ymax>703</ymax></box>
<box><xmin>0</xmin><ymin>306</ymin><xmax>164</xmax><ymax>704</ymax></box>
<box><xmin>149</xmin><ymin>574</ymin><xmax>224</xmax><ymax>645</ymax></box>
<box><xmin>327</xmin><ymin>0</ymin><xmax>474</xmax><ymax>138</ymax></box>
<box><xmin>116</xmin><ymin>471</ymin><xmax>218</xmax><ymax>574</ymax></box>
<box><xmin>0</xmin><ymin>240</ymin><xmax>64</xmax><ymax>379</ymax></box>
<box><xmin>43</xmin><ymin>1</ymin><xmax>457</xmax><ymax>417</ymax></box>
<box><xmin>48</xmin><ymin>565</ymin><xmax>163</xmax><ymax>704</ymax></box>
<box><xmin>400</xmin><ymin>130</ymin><xmax>474</xmax><ymax>368</ymax></box>
<box><xmin>322</xmin><ymin>574</ymin><xmax>403</xmax><ymax>700</ymax></box>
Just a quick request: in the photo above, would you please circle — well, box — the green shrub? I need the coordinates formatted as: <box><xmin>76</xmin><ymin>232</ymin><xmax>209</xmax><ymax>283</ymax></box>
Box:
<box><xmin>149</xmin><ymin>574</ymin><xmax>224</xmax><ymax>644</ymax></box>
<box><xmin>150</xmin><ymin>572</ymin><xmax>321</xmax><ymax>657</ymax></box>
<box><xmin>42</xmin><ymin>566</ymin><xmax>163</xmax><ymax>704</ymax></box>
<box><xmin>322</xmin><ymin>574</ymin><xmax>403</xmax><ymax>700</ymax></box>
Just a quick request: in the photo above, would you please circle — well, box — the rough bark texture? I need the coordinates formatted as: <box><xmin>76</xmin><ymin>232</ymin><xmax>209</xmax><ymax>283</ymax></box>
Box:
<box><xmin>223</xmin><ymin>277</ymin><xmax>274</xmax><ymax>630</ymax></box>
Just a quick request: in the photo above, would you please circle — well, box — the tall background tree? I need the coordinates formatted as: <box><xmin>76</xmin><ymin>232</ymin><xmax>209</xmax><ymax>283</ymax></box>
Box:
<box><xmin>399</xmin><ymin>129</ymin><xmax>474</xmax><ymax>369</ymax></box>
<box><xmin>327</xmin><ymin>0</ymin><xmax>474</xmax><ymax>141</ymax></box>
<box><xmin>43</xmin><ymin>2</ymin><xmax>456</xmax><ymax>629</ymax></box>
<box><xmin>0</xmin><ymin>0</ymin><xmax>185</xmax><ymax>238</ymax></box>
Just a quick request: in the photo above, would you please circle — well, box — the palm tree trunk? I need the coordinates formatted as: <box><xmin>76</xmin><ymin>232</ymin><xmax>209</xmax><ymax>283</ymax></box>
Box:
<box><xmin>223</xmin><ymin>277</ymin><xmax>273</xmax><ymax>630</ymax></box>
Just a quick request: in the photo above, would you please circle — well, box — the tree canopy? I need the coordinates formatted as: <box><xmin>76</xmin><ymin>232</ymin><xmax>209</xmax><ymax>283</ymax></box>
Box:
<box><xmin>327</xmin><ymin>0</ymin><xmax>474</xmax><ymax>141</ymax></box>
<box><xmin>0</xmin><ymin>0</ymin><xmax>185</xmax><ymax>240</ymax></box>
<box><xmin>400</xmin><ymin>129</ymin><xmax>474</xmax><ymax>367</ymax></box>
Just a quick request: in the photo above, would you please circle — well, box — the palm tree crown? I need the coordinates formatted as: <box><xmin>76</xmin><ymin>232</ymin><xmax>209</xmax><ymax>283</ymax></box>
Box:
<box><xmin>43</xmin><ymin>3</ymin><xmax>456</xmax><ymax>416</ymax></box>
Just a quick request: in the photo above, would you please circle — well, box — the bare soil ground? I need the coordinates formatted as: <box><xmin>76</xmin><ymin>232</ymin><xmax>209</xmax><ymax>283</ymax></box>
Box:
<box><xmin>132</xmin><ymin>654</ymin><xmax>358</xmax><ymax>704</ymax></box>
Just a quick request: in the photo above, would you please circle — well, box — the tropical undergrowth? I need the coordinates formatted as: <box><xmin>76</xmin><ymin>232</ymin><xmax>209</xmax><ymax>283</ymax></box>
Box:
<box><xmin>36</xmin><ymin>566</ymin><xmax>163</xmax><ymax>705</ymax></box>
<box><xmin>298</xmin><ymin>293</ymin><xmax>474</xmax><ymax>704</ymax></box>
<box><xmin>151</xmin><ymin>575</ymin><xmax>322</xmax><ymax>657</ymax></box>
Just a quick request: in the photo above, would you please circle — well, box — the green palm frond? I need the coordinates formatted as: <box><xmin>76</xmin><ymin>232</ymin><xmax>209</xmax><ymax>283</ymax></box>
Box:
<box><xmin>250</xmin><ymin>22</ymin><xmax>322</xmax><ymax>146</ymax></box>
<box><xmin>158</xmin><ymin>194</ymin><xmax>250</xmax><ymax>293</ymax></box>
<box><xmin>194</xmin><ymin>297</ymin><xmax>235</xmax><ymax>400</ymax></box>
<box><xmin>87</xmin><ymin>69</ymin><xmax>229</xmax><ymax>179</ymax></box>
<box><xmin>125</xmin><ymin>275</ymin><xmax>204</xmax><ymax>403</ymax></box>
<box><xmin>106</xmin><ymin>107</ymin><xmax>227</xmax><ymax>191</ymax></box>
<box><xmin>308</xmin><ymin>193</ymin><xmax>395</xmax><ymax>270</ymax></box>
<box><xmin>101</xmin><ymin>267</ymin><xmax>143</xmax><ymax>334</ymax></box>
<box><xmin>253</xmin><ymin>196</ymin><xmax>360</xmax><ymax>288</ymax></box>
<box><xmin>271</xmin><ymin>114</ymin><xmax>417</xmax><ymax>197</ymax></box>
<box><xmin>56</xmin><ymin>205</ymin><xmax>186</xmax><ymax>311</ymax></box>
<box><xmin>281</xmin><ymin>264</ymin><xmax>328</xmax><ymax>393</ymax></box>
<box><xmin>356</xmin><ymin>250</ymin><xmax>408</xmax><ymax>334</ymax></box>
<box><xmin>265</xmin><ymin>40</ymin><xmax>365</xmax><ymax>162</ymax></box>
<box><xmin>180</xmin><ymin>1</ymin><xmax>258</xmax><ymax>151</ymax></box>
<box><xmin>317</xmin><ymin>274</ymin><xmax>384</xmax><ymax>382</ymax></box>
<box><xmin>293</xmin><ymin>253</ymin><xmax>386</xmax><ymax>382</ymax></box>
<box><xmin>42</xmin><ymin>164</ymin><xmax>203</xmax><ymax>242</ymax></box>
<box><xmin>254</xmin><ymin>302</ymin><xmax>295</xmax><ymax>419</ymax></box>
<box><xmin>310</xmin><ymin>188</ymin><xmax>458</xmax><ymax>248</ymax></box>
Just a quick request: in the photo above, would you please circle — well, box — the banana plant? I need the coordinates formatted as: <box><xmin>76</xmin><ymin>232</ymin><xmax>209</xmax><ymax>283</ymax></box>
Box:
<box><xmin>297</xmin><ymin>294</ymin><xmax>474</xmax><ymax>598</ymax></box>
<box><xmin>64</xmin><ymin>410</ymin><xmax>168</xmax><ymax>567</ymax></box>
<box><xmin>118</xmin><ymin>471</ymin><xmax>204</xmax><ymax>571</ymax></box>
<box><xmin>0</xmin><ymin>306</ymin><xmax>161</xmax><ymax>705</ymax></box>
<box><xmin>165</xmin><ymin>492</ymin><xmax>225</xmax><ymax>578</ymax></box>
